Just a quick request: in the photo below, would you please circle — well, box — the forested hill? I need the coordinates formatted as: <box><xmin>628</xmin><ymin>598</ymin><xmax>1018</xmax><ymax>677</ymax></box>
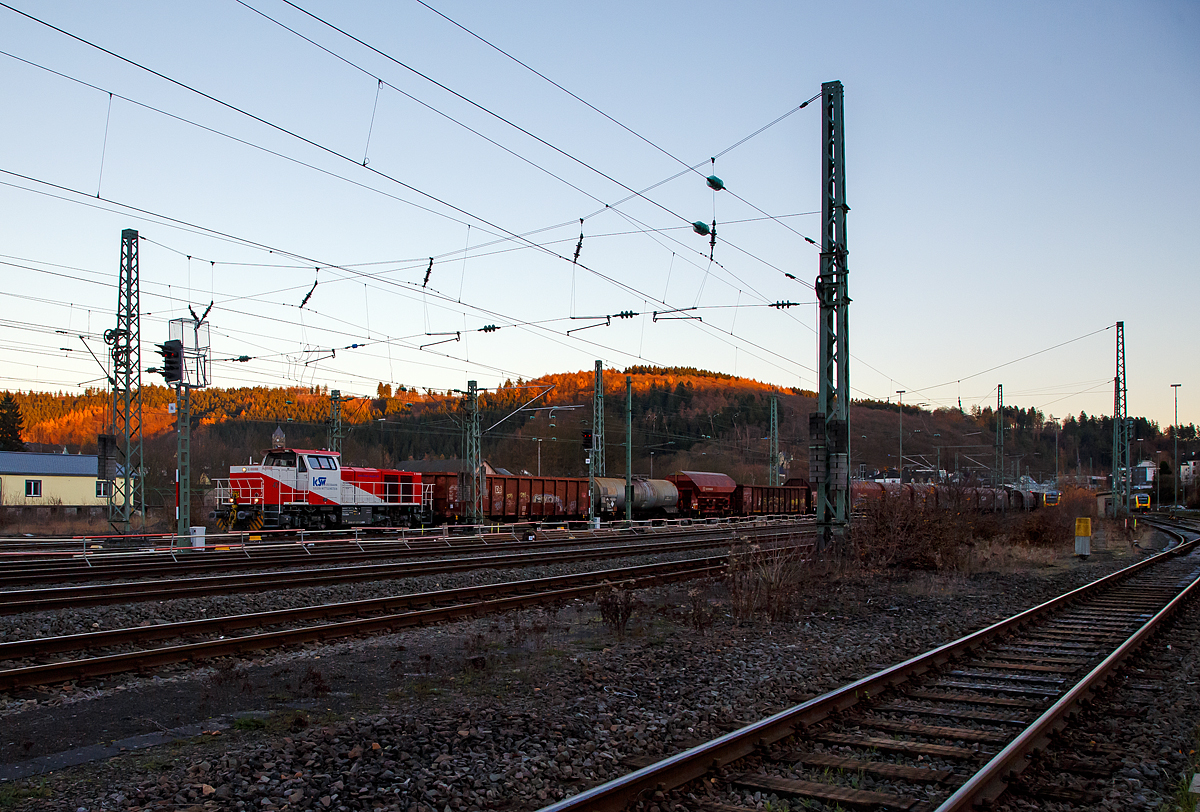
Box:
<box><xmin>4</xmin><ymin>367</ymin><xmax>1195</xmax><ymax>504</ymax></box>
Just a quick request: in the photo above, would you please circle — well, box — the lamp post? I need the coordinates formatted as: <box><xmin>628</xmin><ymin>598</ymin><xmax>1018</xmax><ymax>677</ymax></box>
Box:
<box><xmin>896</xmin><ymin>391</ymin><xmax>905</xmax><ymax>483</ymax></box>
<box><xmin>1156</xmin><ymin>450</ymin><xmax>1162</xmax><ymax>508</ymax></box>
<box><xmin>537</xmin><ymin>438</ymin><xmax>542</xmax><ymax>477</ymax></box>
<box><xmin>1172</xmin><ymin>384</ymin><xmax>1181</xmax><ymax>508</ymax></box>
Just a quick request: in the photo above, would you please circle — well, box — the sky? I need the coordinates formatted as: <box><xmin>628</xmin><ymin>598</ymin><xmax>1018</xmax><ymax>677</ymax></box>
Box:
<box><xmin>0</xmin><ymin>0</ymin><xmax>1196</xmax><ymax>428</ymax></box>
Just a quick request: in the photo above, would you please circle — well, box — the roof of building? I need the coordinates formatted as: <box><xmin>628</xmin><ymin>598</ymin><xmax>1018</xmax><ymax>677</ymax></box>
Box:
<box><xmin>0</xmin><ymin>451</ymin><xmax>99</xmax><ymax>477</ymax></box>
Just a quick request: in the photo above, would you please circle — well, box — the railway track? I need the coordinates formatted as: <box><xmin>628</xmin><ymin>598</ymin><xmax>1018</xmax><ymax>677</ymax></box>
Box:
<box><xmin>0</xmin><ymin>527</ymin><xmax>810</xmax><ymax>614</ymax></box>
<box><xmin>538</xmin><ymin>519</ymin><xmax>1200</xmax><ymax>812</ymax></box>
<box><xmin>0</xmin><ymin>546</ymin><xmax>790</xmax><ymax>692</ymax></box>
<box><xmin>0</xmin><ymin>518</ymin><xmax>809</xmax><ymax>587</ymax></box>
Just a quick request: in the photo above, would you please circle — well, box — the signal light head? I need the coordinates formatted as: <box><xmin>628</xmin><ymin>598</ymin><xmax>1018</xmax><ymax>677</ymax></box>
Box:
<box><xmin>156</xmin><ymin>339</ymin><xmax>183</xmax><ymax>383</ymax></box>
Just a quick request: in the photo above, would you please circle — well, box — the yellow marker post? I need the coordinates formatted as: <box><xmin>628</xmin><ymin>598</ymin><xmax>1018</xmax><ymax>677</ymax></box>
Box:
<box><xmin>1075</xmin><ymin>517</ymin><xmax>1092</xmax><ymax>558</ymax></box>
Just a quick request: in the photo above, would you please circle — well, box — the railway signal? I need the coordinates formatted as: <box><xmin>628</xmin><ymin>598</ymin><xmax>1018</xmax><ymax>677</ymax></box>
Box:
<box><xmin>155</xmin><ymin>339</ymin><xmax>183</xmax><ymax>383</ymax></box>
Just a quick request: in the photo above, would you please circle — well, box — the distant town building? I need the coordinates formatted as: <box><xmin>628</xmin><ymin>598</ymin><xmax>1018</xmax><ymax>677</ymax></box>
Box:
<box><xmin>1182</xmin><ymin>460</ymin><xmax>1198</xmax><ymax>485</ymax></box>
<box><xmin>1132</xmin><ymin>460</ymin><xmax>1156</xmax><ymax>487</ymax></box>
<box><xmin>0</xmin><ymin>450</ymin><xmax>107</xmax><ymax>517</ymax></box>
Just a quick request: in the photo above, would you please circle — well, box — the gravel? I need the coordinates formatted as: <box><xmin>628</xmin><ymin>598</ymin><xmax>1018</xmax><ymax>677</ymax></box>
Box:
<box><xmin>1</xmin><ymin>533</ymin><xmax>1187</xmax><ymax>812</ymax></box>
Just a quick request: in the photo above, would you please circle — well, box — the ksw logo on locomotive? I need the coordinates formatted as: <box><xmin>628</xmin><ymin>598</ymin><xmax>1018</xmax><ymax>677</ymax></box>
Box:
<box><xmin>313</xmin><ymin>476</ymin><xmax>327</xmax><ymax>486</ymax></box>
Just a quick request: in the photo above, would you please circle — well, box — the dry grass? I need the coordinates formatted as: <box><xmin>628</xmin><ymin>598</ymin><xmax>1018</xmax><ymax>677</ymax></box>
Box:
<box><xmin>852</xmin><ymin>493</ymin><xmax>1088</xmax><ymax>575</ymax></box>
<box><xmin>959</xmin><ymin>537</ymin><xmax>1063</xmax><ymax>574</ymax></box>
<box><xmin>0</xmin><ymin>510</ymin><xmax>171</xmax><ymax>537</ymax></box>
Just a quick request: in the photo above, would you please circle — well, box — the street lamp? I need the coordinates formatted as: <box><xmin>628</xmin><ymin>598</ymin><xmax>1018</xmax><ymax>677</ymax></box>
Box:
<box><xmin>1172</xmin><ymin>384</ymin><xmax>1181</xmax><ymax>508</ymax></box>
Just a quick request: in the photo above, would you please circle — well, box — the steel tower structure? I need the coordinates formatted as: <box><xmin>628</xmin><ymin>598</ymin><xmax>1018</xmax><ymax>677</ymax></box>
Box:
<box><xmin>105</xmin><ymin>229</ymin><xmax>144</xmax><ymax>533</ymax></box>
<box><xmin>996</xmin><ymin>384</ymin><xmax>1004</xmax><ymax>487</ymax></box>
<box><xmin>769</xmin><ymin>394</ymin><xmax>780</xmax><ymax>486</ymax></box>
<box><xmin>465</xmin><ymin>380</ymin><xmax>484</xmax><ymax>523</ymax></box>
<box><xmin>327</xmin><ymin>389</ymin><xmax>351</xmax><ymax>454</ymax></box>
<box><xmin>593</xmin><ymin>361</ymin><xmax>606</xmax><ymax>476</ymax></box>
<box><xmin>812</xmin><ymin>80</ymin><xmax>850</xmax><ymax>548</ymax></box>
<box><xmin>1112</xmin><ymin>321</ymin><xmax>1130</xmax><ymax>516</ymax></box>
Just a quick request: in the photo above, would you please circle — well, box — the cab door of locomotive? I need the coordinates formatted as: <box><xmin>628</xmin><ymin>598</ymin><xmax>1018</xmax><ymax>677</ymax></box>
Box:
<box><xmin>305</xmin><ymin>454</ymin><xmax>342</xmax><ymax>503</ymax></box>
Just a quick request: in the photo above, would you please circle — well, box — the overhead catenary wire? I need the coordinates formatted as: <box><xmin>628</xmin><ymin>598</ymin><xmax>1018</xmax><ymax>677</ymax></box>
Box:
<box><xmin>0</xmin><ymin>6</ymin><xmax>906</xmax><ymax>398</ymax></box>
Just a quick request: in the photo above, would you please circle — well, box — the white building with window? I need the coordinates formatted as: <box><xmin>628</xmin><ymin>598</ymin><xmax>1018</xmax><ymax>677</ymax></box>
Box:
<box><xmin>0</xmin><ymin>451</ymin><xmax>108</xmax><ymax>513</ymax></box>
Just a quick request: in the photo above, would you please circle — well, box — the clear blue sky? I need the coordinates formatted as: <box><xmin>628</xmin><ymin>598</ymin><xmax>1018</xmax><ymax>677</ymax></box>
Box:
<box><xmin>0</xmin><ymin>1</ymin><xmax>1196</xmax><ymax>428</ymax></box>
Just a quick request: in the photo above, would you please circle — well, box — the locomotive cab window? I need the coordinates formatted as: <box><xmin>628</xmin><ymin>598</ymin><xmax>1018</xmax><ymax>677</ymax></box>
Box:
<box><xmin>307</xmin><ymin>455</ymin><xmax>337</xmax><ymax>470</ymax></box>
<box><xmin>266</xmin><ymin>451</ymin><xmax>297</xmax><ymax>467</ymax></box>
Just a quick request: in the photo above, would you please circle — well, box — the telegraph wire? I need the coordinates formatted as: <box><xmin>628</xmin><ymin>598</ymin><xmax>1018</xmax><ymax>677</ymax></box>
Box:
<box><xmin>910</xmin><ymin>324</ymin><xmax>1116</xmax><ymax>398</ymax></box>
<box><xmin>1</xmin><ymin>39</ymin><xmax>813</xmax><ymax>302</ymax></box>
<box><xmin>0</xmin><ymin>53</ymin><xmax>826</xmax><ymax>389</ymax></box>
<box><xmin>413</xmin><ymin>0</ymin><xmax>821</xmax><ymax>240</ymax></box>
<box><xmin>0</xmin><ymin>161</ymin><xmax>822</xmax><ymax>386</ymax></box>
<box><xmin>1</xmin><ymin>7</ymin><xmax>842</xmax><ymax>387</ymax></box>
<box><xmin>257</xmin><ymin>0</ymin><xmax>820</xmax><ymax>284</ymax></box>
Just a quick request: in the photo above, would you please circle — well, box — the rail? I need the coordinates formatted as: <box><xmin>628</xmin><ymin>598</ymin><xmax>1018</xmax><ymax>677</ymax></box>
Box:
<box><xmin>536</xmin><ymin>520</ymin><xmax>1200</xmax><ymax>812</ymax></box>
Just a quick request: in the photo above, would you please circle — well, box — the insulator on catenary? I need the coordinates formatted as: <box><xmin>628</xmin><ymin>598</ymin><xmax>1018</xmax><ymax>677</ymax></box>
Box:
<box><xmin>422</xmin><ymin>258</ymin><xmax>432</xmax><ymax>288</ymax></box>
<box><xmin>692</xmin><ymin>221</ymin><xmax>711</xmax><ymax>236</ymax></box>
<box><xmin>706</xmin><ymin>175</ymin><xmax>725</xmax><ymax>192</ymax></box>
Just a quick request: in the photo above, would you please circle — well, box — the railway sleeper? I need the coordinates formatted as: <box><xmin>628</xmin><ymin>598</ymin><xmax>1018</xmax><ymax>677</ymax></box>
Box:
<box><xmin>872</xmin><ymin>701</ymin><xmax>1032</xmax><ymax>726</ymax></box>
<box><xmin>816</xmin><ymin>731</ymin><xmax>990</xmax><ymax>761</ymax></box>
<box><xmin>857</xmin><ymin>717</ymin><xmax>1011</xmax><ymax>745</ymax></box>
<box><xmin>777</xmin><ymin>751</ymin><xmax>957</xmax><ymax>784</ymax></box>
<box><xmin>728</xmin><ymin>772</ymin><xmax>923</xmax><ymax>811</ymax></box>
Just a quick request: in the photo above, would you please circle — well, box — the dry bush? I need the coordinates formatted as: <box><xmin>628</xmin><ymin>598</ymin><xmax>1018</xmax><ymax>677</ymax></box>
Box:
<box><xmin>723</xmin><ymin>539</ymin><xmax>814</xmax><ymax>623</ymax></box>
<box><xmin>724</xmin><ymin>543</ymin><xmax>762</xmax><ymax>624</ymax></box>
<box><xmin>686</xmin><ymin>582</ymin><xmax>719</xmax><ymax>634</ymax></box>
<box><xmin>596</xmin><ymin>582</ymin><xmax>640</xmax><ymax>639</ymax></box>
<box><xmin>1012</xmin><ymin>486</ymin><xmax>1093</xmax><ymax>546</ymax></box>
<box><xmin>852</xmin><ymin>496</ymin><xmax>967</xmax><ymax>570</ymax></box>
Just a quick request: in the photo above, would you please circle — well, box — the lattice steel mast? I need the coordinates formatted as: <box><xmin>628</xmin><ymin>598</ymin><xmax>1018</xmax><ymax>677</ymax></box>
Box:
<box><xmin>996</xmin><ymin>384</ymin><xmax>1004</xmax><ymax>487</ymax></box>
<box><xmin>105</xmin><ymin>229</ymin><xmax>144</xmax><ymax>533</ymax></box>
<box><xmin>465</xmin><ymin>380</ymin><xmax>484</xmax><ymax>523</ymax></box>
<box><xmin>769</xmin><ymin>394</ymin><xmax>780</xmax><ymax>486</ymax></box>
<box><xmin>812</xmin><ymin>81</ymin><xmax>850</xmax><ymax>548</ymax></box>
<box><xmin>593</xmin><ymin>361</ymin><xmax>606</xmax><ymax>476</ymax></box>
<box><xmin>1112</xmin><ymin>321</ymin><xmax>1130</xmax><ymax>516</ymax></box>
<box><xmin>327</xmin><ymin>389</ymin><xmax>350</xmax><ymax>454</ymax></box>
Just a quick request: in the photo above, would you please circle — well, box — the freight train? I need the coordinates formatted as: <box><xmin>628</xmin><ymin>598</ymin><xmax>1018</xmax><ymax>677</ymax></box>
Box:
<box><xmin>849</xmin><ymin>481</ymin><xmax>1048</xmax><ymax>512</ymax></box>
<box><xmin>210</xmin><ymin>447</ymin><xmax>1045</xmax><ymax>532</ymax></box>
<box><xmin>210</xmin><ymin>447</ymin><xmax>812</xmax><ymax>531</ymax></box>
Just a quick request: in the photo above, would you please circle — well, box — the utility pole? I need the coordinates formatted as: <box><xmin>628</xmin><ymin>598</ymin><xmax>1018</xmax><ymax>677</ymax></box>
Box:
<box><xmin>625</xmin><ymin>375</ymin><xmax>633</xmax><ymax>523</ymax></box>
<box><xmin>593</xmin><ymin>361</ymin><xmax>606</xmax><ymax>476</ymax></box>
<box><xmin>105</xmin><ymin>229</ymin><xmax>144</xmax><ymax>534</ymax></box>
<box><xmin>897</xmin><ymin>390</ymin><xmax>905</xmax><ymax>483</ymax></box>
<box><xmin>1112</xmin><ymin>322</ymin><xmax>1130</xmax><ymax>516</ymax></box>
<box><xmin>996</xmin><ymin>385</ymin><xmax>1004</xmax><ymax>488</ymax></box>
<box><xmin>812</xmin><ymin>79</ymin><xmax>850</xmax><ymax>550</ymax></box>
<box><xmin>769</xmin><ymin>394</ymin><xmax>780</xmax><ymax>486</ymax></box>
<box><xmin>1172</xmin><ymin>383</ymin><xmax>1181</xmax><ymax>508</ymax></box>
<box><xmin>465</xmin><ymin>381</ymin><xmax>483</xmax><ymax>524</ymax></box>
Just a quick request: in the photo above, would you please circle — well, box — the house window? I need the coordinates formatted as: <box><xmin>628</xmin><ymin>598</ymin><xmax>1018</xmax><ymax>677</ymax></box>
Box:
<box><xmin>25</xmin><ymin>479</ymin><xmax>41</xmax><ymax>498</ymax></box>
<box><xmin>96</xmin><ymin>480</ymin><xmax>112</xmax><ymax>498</ymax></box>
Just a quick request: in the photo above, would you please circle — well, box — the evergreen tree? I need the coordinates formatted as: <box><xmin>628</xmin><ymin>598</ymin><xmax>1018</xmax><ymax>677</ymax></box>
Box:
<box><xmin>0</xmin><ymin>392</ymin><xmax>25</xmax><ymax>451</ymax></box>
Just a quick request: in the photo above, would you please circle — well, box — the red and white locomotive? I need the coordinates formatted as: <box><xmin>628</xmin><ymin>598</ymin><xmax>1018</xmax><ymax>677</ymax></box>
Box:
<box><xmin>211</xmin><ymin>447</ymin><xmax>430</xmax><ymax>530</ymax></box>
